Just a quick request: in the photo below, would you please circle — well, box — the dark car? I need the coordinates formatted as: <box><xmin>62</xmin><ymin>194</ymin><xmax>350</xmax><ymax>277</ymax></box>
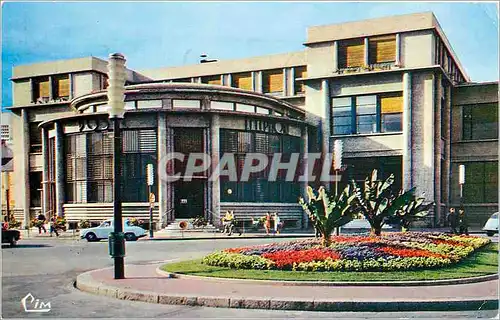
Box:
<box><xmin>2</xmin><ymin>225</ymin><xmax>21</xmax><ymax>247</ymax></box>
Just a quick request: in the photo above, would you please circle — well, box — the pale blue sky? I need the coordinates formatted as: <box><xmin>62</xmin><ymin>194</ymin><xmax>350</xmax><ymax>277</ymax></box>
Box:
<box><xmin>2</xmin><ymin>1</ymin><xmax>499</xmax><ymax>108</ymax></box>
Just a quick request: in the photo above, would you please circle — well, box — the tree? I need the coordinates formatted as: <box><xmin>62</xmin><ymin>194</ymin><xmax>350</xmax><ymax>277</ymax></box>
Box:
<box><xmin>394</xmin><ymin>195</ymin><xmax>434</xmax><ymax>232</ymax></box>
<box><xmin>299</xmin><ymin>185</ymin><xmax>356</xmax><ymax>247</ymax></box>
<box><xmin>351</xmin><ymin>170</ymin><xmax>415</xmax><ymax>236</ymax></box>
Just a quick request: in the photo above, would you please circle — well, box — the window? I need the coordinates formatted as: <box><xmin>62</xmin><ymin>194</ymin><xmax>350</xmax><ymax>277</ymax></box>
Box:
<box><xmin>53</xmin><ymin>75</ymin><xmax>70</xmax><ymax>98</ymax></box>
<box><xmin>236</xmin><ymin>103</ymin><xmax>255</xmax><ymax>113</ymax></box>
<box><xmin>29</xmin><ymin>123</ymin><xmax>42</xmax><ymax>153</ymax></box>
<box><xmin>211</xmin><ymin>101</ymin><xmax>234</xmax><ymax>111</ymax></box>
<box><xmin>380</xmin><ymin>93</ymin><xmax>403</xmax><ymax>132</ymax></box>
<box><xmin>342</xmin><ymin>156</ymin><xmax>402</xmax><ymax>194</ymax></box>
<box><xmin>173</xmin><ymin>100</ymin><xmax>200</xmax><ymax>109</ymax></box>
<box><xmin>33</xmin><ymin>77</ymin><xmax>50</xmax><ymax>102</ymax></box>
<box><xmin>171</xmin><ymin>78</ymin><xmax>192</xmax><ymax>83</ymax></box>
<box><xmin>332</xmin><ymin>92</ymin><xmax>403</xmax><ymax>135</ymax></box>
<box><xmin>1</xmin><ymin>125</ymin><xmax>10</xmax><ymax>140</ymax></box>
<box><xmin>368</xmin><ymin>35</ymin><xmax>396</xmax><ymax>64</ymax></box>
<box><xmin>332</xmin><ymin>97</ymin><xmax>352</xmax><ymax>135</ymax></box>
<box><xmin>338</xmin><ymin>39</ymin><xmax>365</xmax><ymax>69</ymax></box>
<box><xmin>232</xmin><ymin>72</ymin><xmax>252</xmax><ymax>90</ymax></box>
<box><xmin>219</xmin><ymin>129</ymin><xmax>301</xmax><ymax>203</ymax></box>
<box><xmin>65</xmin><ymin>129</ymin><xmax>157</xmax><ymax>203</ymax></box>
<box><xmin>294</xmin><ymin>66</ymin><xmax>307</xmax><ymax>94</ymax></box>
<box><xmin>462</xmin><ymin>104</ymin><xmax>498</xmax><ymax>140</ymax></box>
<box><xmin>201</xmin><ymin>75</ymin><xmax>221</xmax><ymax>85</ymax></box>
<box><xmin>462</xmin><ymin>162</ymin><xmax>498</xmax><ymax>203</ymax></box>
<box><xmin>262</xmin><ymin>69</ymin><xmax>283</xmax><ymax>94</ymax></box>
<box><xmin>137</xmin><ymin>100</ymin><xmax>162</xmax><ymax>109</ymax></box>
<box><xmin>256</xmin><ymin>107</ymin><xmax>270</xmax><ymax>115</ymax></box>
<box><xmin>29</xmin><ymin>172</ymin><xmax>42</xmax><ymax>208</ymax></box>
<box><xmin>356</xmin><ymin>95</ymin><xmax>377</xmax><ymax>134</ymax></box>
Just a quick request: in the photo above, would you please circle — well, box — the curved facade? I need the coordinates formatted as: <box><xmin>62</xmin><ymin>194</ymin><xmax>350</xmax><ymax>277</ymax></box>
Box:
<box><xmin>38</xmin><ymin>83</ymin><xmax>311</xmax><ymax>228</ymax></box>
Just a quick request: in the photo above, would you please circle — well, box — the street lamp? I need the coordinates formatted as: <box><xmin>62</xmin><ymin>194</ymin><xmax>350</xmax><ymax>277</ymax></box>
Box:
<box><xmin>459</xmin><ymin>164</ymin><xmax>465</xmax><ymax>205</ymax></box>
<box><xmin>333</xmin><ymin>140</ymin><xmax>343</xmax><ymax>236</ymax></box>
<box><xmin>147</xmin><ymin>163</ymin><xmax>155</xmax><ymax>239</ymax></box>
<box><xmin>107</xmin><ymin>53</ymin><xmax>127</xmax><ymax>280</ymax></box>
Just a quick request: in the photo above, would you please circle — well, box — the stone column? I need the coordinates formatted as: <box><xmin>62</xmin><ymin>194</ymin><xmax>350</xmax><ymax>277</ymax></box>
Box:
<box><xmin>69</xmin><ymin>73</ymin><xmax>74</xmax><ymax>99</ymax></box>
<box><xmin>364</xmin><ymin>38</ymin><xmax>369</xmax><ymax>66</ymax></box>
<box><xmin>395</xmin><ymin>34</ymin><xmax>401</xmax><ymax>66</ymax></box>
<box><xmin>289</xmin><ymin>67</ymin><xmax>295</xmax><ymax>96</ymax></box>
<box><xmin>48</xmin><ymin>75</ymin><xmax>54</xmax><ymax>101</ymax></box>
<box><xmin>210</xmin><ymin>114</ymin><xmax>221</xmax><ymax>226</ymax></box>
<box><xmin>321</xmin><ymin>79</ymin><xmax>331</xmax><ymax>191</ymax></box>
<box><xmin>433</xmin><ymin>73</ymin><xmax>443</xmax><ymax>226</ymax></box>
<box><xmin>157</xmin><ymin>113</ymin><xmax>167</xmax><ymax>228</ymax></box>
<box><xmin>301</xmin><ymin>125</ymin><xmax>309</xmax><ymax>229</ymax></box>
<box><xmin>21</xmin><ymin>109</ymin><xmax>31</xmax><ymax>228</ymax></box>
<box><xmin>41</xmin><ymin>127</ymin><xmax>50</xmax><ymax>216</ymax></box>
<box><xmin>333</xmin><ymin>41</ymin><xmax>338</xmax><ymax>73</ymax></box>
<box><xmin>443</xmin><ymin>83</ymin><xmax>452</xmax><ymax>219</ymax></box>
<box><xmin>54</xmin><ymin>122</ymin><xmax>65</xmax><ymax>217</ymax></box>
<box><xmin>282</xmin><ymin>68</ymin><xmax>287</xmax><ymax>97</ymax></box>
<box><xmin>402</xmin><ymin>72</ymin><xmax>412</xmax><ymax>191</ymax></box>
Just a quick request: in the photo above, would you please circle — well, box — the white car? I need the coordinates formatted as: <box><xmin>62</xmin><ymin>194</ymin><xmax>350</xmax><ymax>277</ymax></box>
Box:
<box><xmin>80</xmin><ymin>219</ymin><xmax>146</xmax><ymax>242</ymax></box>
<box><xmin>482</xmin><ymin>212</ymin><xmax>498</xmax><ymax>237</ymax></box>
<box><xmin>342</xmin><ymin>218</ymin><xmax>392</xmax><ymax>229</ymax></box>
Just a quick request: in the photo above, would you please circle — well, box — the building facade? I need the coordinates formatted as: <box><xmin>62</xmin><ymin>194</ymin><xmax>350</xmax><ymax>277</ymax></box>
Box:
<box><xmin>6</xmin><ymin>12</ymin><xmax>498</xmax><ymax>228</ymax></box>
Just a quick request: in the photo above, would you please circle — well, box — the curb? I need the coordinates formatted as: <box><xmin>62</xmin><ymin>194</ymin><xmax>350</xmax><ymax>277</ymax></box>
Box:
<box><xmin>155</xmin><ymin>266</ymin><xmax>499</xmax><ymax>287</ymax></box>
<box><xmin>76</xmin><ymin>267</ymin><xmax>499</xmax><ymax>312</ymax></box>
<box><xmin>140</xmin><ymin>234</ymin><xmax>314</xmax><ymax>241</ymax></box>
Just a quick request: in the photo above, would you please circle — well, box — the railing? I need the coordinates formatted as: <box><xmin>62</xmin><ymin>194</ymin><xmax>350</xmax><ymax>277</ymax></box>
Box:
<box><xmin>204</xmin><ymin>208</ymin><xmax>217</xmax><ymax>225</ymax></box>
<box><xmin>161</xmin><ymin>208</ymin><xmax>175</xmax><ymax>228</ymax></box>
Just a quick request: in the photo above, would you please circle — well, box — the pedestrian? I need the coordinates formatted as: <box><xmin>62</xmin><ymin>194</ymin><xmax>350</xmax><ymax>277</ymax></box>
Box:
<box><xmin>264</xmin><ymin>212</ymin><xmax>271</xmax><ymax>235</ymax></box>
<box><xmin>446</xmin><ymin>207</ymin><xmax>458</xmax><ymax>235</ymax></box>
<box><xmin>273</xmin><ymin>213</ymin><xmax>282</xmax><ymax>234</ymax></box>
<box><xmin>37</xmin><ymin>212</ymin><xmax>47</xmax><ymax>234</ymax></box>
<box><xmin>458</xmin><ymin>207</ymin><xmax>469</xmax><ymax>236</ymax></box>
<box><xmin>49</xmin><ymin>216</ymin><xmax>59</xmax><ymax>237</ymax></box>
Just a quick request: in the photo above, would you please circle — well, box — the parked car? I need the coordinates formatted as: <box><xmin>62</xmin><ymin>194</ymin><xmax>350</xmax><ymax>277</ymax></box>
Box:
<box><xmin>342</xmin><ymin>218</ymin><xmax>392</xmax><ymax>229</ymax></box>
<box><xmin>2</xmin><ymin>223</ymin><xmax>21</xmax><ymax>246</ymax></box>
<box><xmin>482</xmin><ymin>212</ymin><xmax>498</xmax><ymax>237</ymax></box>
<box><xmin>79</xmin><ymin>219</ymin><xmax>146</xmax><ymax>242</ymax></box>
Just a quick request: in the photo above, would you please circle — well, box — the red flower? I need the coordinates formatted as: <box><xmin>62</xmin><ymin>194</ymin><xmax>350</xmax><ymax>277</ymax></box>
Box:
<box><xmin>262</xmin><ymin>249</ymin><xmax>341</xmax><ymax>269</ymax></box>
<box><xmin>378</xmin><ymin>247</ymin><xmax>447</xmax><ymax>259</ymax></box>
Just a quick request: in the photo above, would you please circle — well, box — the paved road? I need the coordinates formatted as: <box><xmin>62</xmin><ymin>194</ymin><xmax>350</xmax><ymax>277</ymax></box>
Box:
<box><xmin>2</xmin><ymin>237</ymin><xmax>498</xmax><ymax>318</ymax></box>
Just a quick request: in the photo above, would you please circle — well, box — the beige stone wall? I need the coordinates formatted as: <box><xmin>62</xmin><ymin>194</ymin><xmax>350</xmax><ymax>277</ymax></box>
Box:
<box><xmin>73</xmin><ymin>73</ymin><xmax>96</xmax><ymax>97</ymax></box>
<box><xmin>305</xmin><ymin>43</ymin><xmax>336</xmax><ymax>78</ymax></box>
<box><xmin>400</xmin><ymin>31</ymin><xmax>434</xmax><ymax>68</ymax></box>
<box><xmin>13</xmin><ymin>80</ymin><xmax>31</xmax><ymax>106</ymax></box>
<box><xmin>10</xmin><ymin>112</ymin><xmax>27</xmax><ymax>212</ymax></box>
<box><xmin>12</xmin><ymin>57</ymin><xmax>107</xmax><ymax>80</ymax></box>
<box><xmin>330</xmin><ymin>73</ymin><xmax>402</xmax><ymax>97</ymax></box>
<box><xmin>333</xmin><ymin>134</ymin><xmax>403</xmax><ymax>158</ymax></box>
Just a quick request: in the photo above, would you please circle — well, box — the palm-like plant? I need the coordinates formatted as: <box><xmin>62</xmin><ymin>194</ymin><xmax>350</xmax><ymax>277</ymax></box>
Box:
<box><xmin>351</xmin><ymin>170</ymin><xmax>415</xmax><ymax>236</ymax></box>
<box><xmin>299</xmin><ymin>185</ymin><xmax>356</xmax><ymax>247</ymax></box>
<box><xmin>394</xmin><ymin>196</ymin><xmax>434</xmax><ymax>232</ymax></box>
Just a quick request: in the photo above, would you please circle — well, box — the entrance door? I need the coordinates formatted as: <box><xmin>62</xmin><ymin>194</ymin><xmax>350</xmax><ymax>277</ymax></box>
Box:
<box><xmin>174</xmin><ymin>181</ymin><xmax>205</xmax><ymax>219</ymax></box>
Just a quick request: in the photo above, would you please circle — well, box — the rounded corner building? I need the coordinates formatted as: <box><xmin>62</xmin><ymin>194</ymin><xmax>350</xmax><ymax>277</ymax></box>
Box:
<box><xmin>5</xmin><ymin>12</ymin><xmax>498</xmax><ymax>230</ymax></box>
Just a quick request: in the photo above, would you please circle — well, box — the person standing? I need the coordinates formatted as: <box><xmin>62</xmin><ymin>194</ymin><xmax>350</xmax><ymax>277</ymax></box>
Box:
<box><xmin>37</xmin><ymin>213</ymin><xmax>47</xmax><ymax>234</ymax></box>
<box><xmin>446</xmin><ymin>207</ymin><xmax>458</xmax><ymax>234</ymax></box>
<box><xmin>273</xmin><ymin>213</ymin><xmax>281</xmax><ymax>235</ymax></box>
<box><xmin>458</xmin><ymin>207</ymin><xmax>469</xmax><ymax>236</ymax></box>
<box><xmin>49</xmin><ymin>215</ymin><xmax>59</xmax><ymax>237</ymax></box>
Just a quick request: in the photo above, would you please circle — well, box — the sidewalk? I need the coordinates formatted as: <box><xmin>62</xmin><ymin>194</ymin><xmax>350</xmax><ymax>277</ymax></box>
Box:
<box><xmin>76</xmin><ymin>262</ymin><xmax>499</xmax><ymax>312</ymax></box>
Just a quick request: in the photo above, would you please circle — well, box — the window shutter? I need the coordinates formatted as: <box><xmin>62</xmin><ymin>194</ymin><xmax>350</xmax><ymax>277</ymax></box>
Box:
<box><xmin>294</xmin><ymin>66</ymin><xmax>307</xmax><ymax>93</ymax></box>
<box><xmin>232</xmin><ymin>72</ymin><xmax>252</xmax><ymax>90</ymax></box>
<box><xmin>339</xmin><ymin>39</ymin><xmax>365</xmax><ymax>68</ymax></box>
<box><xmin>57</xmin><ymin>77</ymin><xmax>70</xmax><ymax>97</ymax></box>
<box><xmin>139</xmin><ymin>130</ymin><xmax>157</xmax><ymax>152</ymax></box>
<box><xmin>369</xmin><ymin>35</ymin><xmax>396</xmax><ymax>64</ymax></box>
<box><xmin>380</xmin><ymin>93</ymin><xmax>403</xmax><ymax>114</ymax></box>
<box><xmin>263</xmin><ymin>69</ymin><xmax>283</xmax><ymax>93</ymax></box>
<box><xmin>202</xmin><ymin>75</ymin><xmax>221</xmax><ymax>85</ymax></box>
<box><xmin>39</xmin><ymin>79</ymin><xmax>50</xmax><ymax>98</ymax></box>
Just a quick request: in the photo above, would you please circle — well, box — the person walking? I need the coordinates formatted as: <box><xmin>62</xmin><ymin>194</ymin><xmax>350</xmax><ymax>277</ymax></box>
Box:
<box><xmin>264</xmin><ymin>212</ymin><xmax>271</xmax><ymax>235</ymax></box>
<box><xmin>446</xmin><ymin>207</ymin><xmax>458</xmax><ymax>234</ymax></box>
<box><xmin>273</xmin><ymin>213</ymin><xmax>281</xmax><ymax>235</ymax></box>
<box><xmin>458</xmin><ymin>207</ymin><xmax>469</xmax><ymax>236</ymax></box>
<box><xmin>49</xmin><ymin>215</ymin><xmax>59</xmax><ymax>237</ymax></box>
<box><xmin>37</xmin><ymin>213</ymin><xmax>47</xmax><ymax>234</ymax></box>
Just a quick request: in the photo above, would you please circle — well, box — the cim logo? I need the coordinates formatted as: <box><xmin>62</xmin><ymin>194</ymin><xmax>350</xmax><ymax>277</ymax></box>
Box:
<box><xmin>21</xmin><ymin>293</ymin><xmax>51</xmax><ymax>313</ymax></box>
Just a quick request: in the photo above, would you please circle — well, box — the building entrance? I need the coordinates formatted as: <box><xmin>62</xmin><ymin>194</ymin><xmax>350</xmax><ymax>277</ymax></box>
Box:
<box><xmin>174</xmin><ymin>180</ymin><xmax>205</xmax><ymax>219</ymax></box>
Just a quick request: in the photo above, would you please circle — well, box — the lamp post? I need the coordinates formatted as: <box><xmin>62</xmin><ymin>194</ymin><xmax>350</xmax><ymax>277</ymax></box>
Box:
<box><xmin>107</xmin><ymin>53</ymin><xmax>127</xmax><ymax>280</ymax></box>
<box><xmin>333</xmin><ymin>140</ymin><xmax>343</xmax><ymax>236</ymax></box>
<box><xmin>459</xmin><ymin>164</ymin><xmax>465</xmax><ymax>205</ymax></box>
<box><xmin>147</xmin><ymin>163</ymin><xmax>154</xmax><ymax>239</ymax></box>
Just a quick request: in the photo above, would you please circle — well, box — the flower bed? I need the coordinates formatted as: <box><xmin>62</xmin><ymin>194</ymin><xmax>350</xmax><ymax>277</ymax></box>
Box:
<box><xmin>202</xmin><ymin>232</ymin><xmax>491</xmax><ymax>272</ymax></box>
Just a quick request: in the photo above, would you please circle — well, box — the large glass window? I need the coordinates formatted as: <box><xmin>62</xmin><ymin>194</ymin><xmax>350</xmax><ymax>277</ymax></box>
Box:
<box><xmin>332</xmin><ymin>97</ymin><xmax>352</xmax><ymax>135</ymax></box>
<box><xmin>65</xmin><ymin>129</ymin><xmax>157</xmax><ymax>203</ymax></box>
<box><xmin>220</xmin><ymin>129</ymin><xmax>301</xmax><ymax>203</ymax></box>
<box><xmin>356</xmin><ymin>95</ymin><xmax>377</xmax><ymax>134</ymax></box>
<box><xmin>462</xmin><ymin>103</ymin><xmax>498</xmax><ymax>140</ymax></box>
<box><xmin>463</xmin><ymin>162</ymin><xmax>498</xmax><ymax>203</ymax></box>
<box><xmin>332</xmin><ymin>92</ymin><xmax>403</xmax><ymax>135</ymax></box>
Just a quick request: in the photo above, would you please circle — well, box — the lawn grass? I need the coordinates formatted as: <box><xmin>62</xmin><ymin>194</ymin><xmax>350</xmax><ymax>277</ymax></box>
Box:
<box><xmin>160</xmin><ymin>243</ymin><xmax>499</xmax><ymax>282</ymax></box>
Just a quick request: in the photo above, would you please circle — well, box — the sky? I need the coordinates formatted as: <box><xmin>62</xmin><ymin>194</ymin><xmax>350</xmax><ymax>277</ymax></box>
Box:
<box><xmin>2</xmin><ymin>1</ymin><xmax>499</xmax><ymax>109</ymax></box>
